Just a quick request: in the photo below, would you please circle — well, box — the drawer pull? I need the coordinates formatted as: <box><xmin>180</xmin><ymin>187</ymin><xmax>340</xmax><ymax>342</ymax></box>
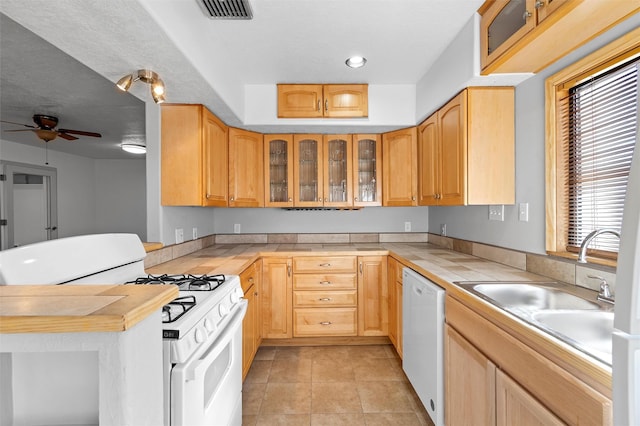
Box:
<box><xmin>318</xmin><ymin>297</ymin><xmax>332</xmax><ymax>301</ymax></box>
<box><xmin>319</xmin><ymin>321</ymin><xmax>332</xmax><ymax>326</ymax></box>
<box><xmin>319</xmin><ymin>281</ymin><xmax>332</xmax><ymax>285</ymax></box>
<box><xmin>319</xmin><ymin>263</ymin><xmax>331</xmax><ymax>267</ymax></box>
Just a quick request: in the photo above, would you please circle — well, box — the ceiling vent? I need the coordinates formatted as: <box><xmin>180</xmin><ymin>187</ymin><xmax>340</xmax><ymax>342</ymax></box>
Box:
<box><xmin>198</xmin><ymin>0</ymin><xmax>253</xmax><ymax>19</ymax></box>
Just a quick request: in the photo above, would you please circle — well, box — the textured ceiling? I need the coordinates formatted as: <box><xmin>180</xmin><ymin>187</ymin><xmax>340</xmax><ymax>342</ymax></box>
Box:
<box><xmin>0</xmin><ymin>0</ymin><xmax>484</xmax><ymax>159</ymax></box>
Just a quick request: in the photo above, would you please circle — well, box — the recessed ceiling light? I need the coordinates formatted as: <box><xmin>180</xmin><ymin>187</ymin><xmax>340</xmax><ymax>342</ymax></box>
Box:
<box><xmin>346</xmin><ymin>56</ymin><xmax>367</xmax><ymax>68</ymax></box>
<box><xmin>121</xmin><ymin>142</ymin><xmax>146</xmax><ymax>154</ymax></box>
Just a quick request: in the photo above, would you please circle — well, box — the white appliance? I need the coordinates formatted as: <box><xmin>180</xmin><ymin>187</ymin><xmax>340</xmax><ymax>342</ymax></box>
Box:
<box><xmin>402</xmin><ymin>267</ymin><xmax>445</xmax><ymax>426</ymax></box>
<box><xmin>0</xmin><ymin>233</ymin><xmax>246</xmax><ymax>426</ymax></box>
<box><xmin>612</xmin><ymin>105</ymin><xmax>640</xmax><ymax>425</ymax></box>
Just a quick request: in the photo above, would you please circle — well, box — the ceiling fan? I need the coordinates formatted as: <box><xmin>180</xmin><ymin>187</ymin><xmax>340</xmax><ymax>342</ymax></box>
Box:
<box><xmin>0</xmin><ymin>114</ymin><xmax>102</xmax><ymax>142</ymax></box>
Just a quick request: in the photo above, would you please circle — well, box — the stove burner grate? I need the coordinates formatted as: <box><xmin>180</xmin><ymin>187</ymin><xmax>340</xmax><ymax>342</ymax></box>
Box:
<box><xmin>162</xmin><ymin>295</ymin><xmax>196</xmax><ymax>323</ymax></box>
<box><xmin>126</xmin><ymin>273</ymin><xmax>226</xmax><ymax>291</ymax></box>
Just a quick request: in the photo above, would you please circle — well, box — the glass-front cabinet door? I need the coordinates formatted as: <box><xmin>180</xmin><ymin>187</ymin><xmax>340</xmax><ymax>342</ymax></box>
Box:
<box><xmin>264</xmin><ymin>135</ymin><xmax>294</xmax><ymax>207</ymax></box>
<box><xmin>323</xmin><ymin>135</ymin><xmax>353</xmax><ymax>207</ymax></box>
<box><xmin>353</xmin><ymin>134</ymin><xmax>382</xmax><ymax>207</ymax></box>
<box><xmin>480</xmin><ymin>0</ymin><xmax>535</xmax><ymax>70</ymax></box>
<box><xmin>294</xmin><ymin>134</ymin><xmax>323</xmax><ymax>207</ymax></box>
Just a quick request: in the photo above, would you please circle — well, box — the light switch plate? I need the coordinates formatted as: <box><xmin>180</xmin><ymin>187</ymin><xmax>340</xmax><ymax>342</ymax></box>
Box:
<box><xmin>234</xmin><ymin>224</ymin><xmax>241</xmax><ymax>234</ymax></box>
<box><xmin>518</xmin><ymin>203</ymin><xmax>529</xmax><ymax>222</ymax></box>
<box><xmin>175</xmin><ymin>228</ymin><xmax>184</xmax><ymax>244</ymax></box>
<box><xmin>489</xmin><ymin>205</ymin><xmax>504</xmax><ymax>221</ymax></box>
<box><xmin>404</xmin><ymin>221</ymin><xmax>411</xmax><ymax>232</ymax></box>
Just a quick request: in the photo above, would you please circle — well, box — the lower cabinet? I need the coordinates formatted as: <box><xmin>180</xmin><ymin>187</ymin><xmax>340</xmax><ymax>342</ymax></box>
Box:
<box><xmin>241</xmin><ymin>260</ymin><xmax>262</xmax><ymax>381</ymax></box>
<box><xmin>357</xmin><ymin>255</ymin><xmax>388</xmax><ymax>336</ymax></box>
<box><xmin>445</xmin><ymin>295</ymin><xmax>612</xmax><ymax>426</ymax></box>
<box><xmin>387</xmin><ymin>257</ymin><xmax>403</xmax><ymax>357</ymax></box>
<box><xmin>262</xmin><ymin>257</ymin><xmax>293</xmax><ymax>339</ymax></box>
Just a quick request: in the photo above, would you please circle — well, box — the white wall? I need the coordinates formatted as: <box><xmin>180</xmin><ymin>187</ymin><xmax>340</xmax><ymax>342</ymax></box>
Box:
<box><xmin>0</xmin><ymin>139</ymin><xmax>147</xmax><ymax>241</ymax></box>
<box><xmin>425</xmin><ymin>15</ymin><xmax>640</xmax><ymax>254</ymax></box>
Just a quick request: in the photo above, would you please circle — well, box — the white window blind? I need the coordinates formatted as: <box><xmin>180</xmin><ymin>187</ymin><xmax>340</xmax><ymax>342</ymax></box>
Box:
<box><xmin>560</xmin><ymin>58</ymin><xmax>638</xmax><ymax>254</ymax></box>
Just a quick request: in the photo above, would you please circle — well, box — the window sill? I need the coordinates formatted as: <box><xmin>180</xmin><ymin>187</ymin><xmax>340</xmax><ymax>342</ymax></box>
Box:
<box><xmin>546</xmin><ymin>251</ymin><xmax>617</xmax><ymax>269</ymax></box>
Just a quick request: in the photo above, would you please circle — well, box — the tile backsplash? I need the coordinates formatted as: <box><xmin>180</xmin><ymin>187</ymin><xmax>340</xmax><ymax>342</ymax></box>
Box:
<box><xmin>145</xmin><ymin>232</ymin><xmax>616</xmax><ymax>291</ymax></box>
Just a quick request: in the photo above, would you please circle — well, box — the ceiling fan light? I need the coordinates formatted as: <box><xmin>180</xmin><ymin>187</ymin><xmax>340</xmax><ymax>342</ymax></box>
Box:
<box><xmin>116</xmin><ymin>74</ymin><xmax>134</xmax><ymax>91</ymax></box>
<box><xmin>121</xmin><ymin>142</ymin><xmax>146</xmax><ymax>154</ymax></box>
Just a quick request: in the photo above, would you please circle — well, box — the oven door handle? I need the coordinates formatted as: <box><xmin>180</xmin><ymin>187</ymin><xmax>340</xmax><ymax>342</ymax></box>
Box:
<box><xmin>185</xmin><ymin>299</ymin><xmax>248</xmax><ymax>381</ymax></box>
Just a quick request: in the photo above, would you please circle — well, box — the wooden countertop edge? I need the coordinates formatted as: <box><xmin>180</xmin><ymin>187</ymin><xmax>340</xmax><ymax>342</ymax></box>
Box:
<box><xmin>143</xmin><ymin>242</ymin><xmax>164</xmax><ymax>252</ymax></box>
<box><xmin>0</xmin><ymin>285</ymin><xmax>178</xmax><ymax>334</ymax></box>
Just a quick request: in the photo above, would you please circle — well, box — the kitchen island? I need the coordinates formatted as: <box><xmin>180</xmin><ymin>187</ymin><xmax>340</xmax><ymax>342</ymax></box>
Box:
<box><xmin>0</xmin><ymin>284</ymin><xmax>177</xmax><ymax>426</ymax></box>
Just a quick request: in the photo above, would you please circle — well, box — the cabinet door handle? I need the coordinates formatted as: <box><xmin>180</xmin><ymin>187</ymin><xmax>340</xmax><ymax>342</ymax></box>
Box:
<box><xmin>318</xmin><ymin>297</ymin><xmax>332</xmax><ymax>301</ymax></box>
<box><xmin>319</xmin><ymin>263</ymin><xmax>331</xmax><ymax>267</ymax></box>
<box><xmin>412</xmin><ymin>196</ymin><xmax>416</xmax><ymax>201</ymax></box>
<box><xmin>317</xmin><ymin>100</ymin><xmax>321</xmax><ymax>112</ymax></box>
<box><xmin>288</xmin><ymin>197</ymin><xmax>293</xmax><ymax>202</ymax></box>
<box><xmin>359</xmin><ymin>262</ymin><xmax>363</xmax><ymax>274</ymax></box>
<box><xmin>320</xmin><ymin>281</ymin><xmax>332</xmax><ymax>285</ymax></box>
<box><xmin>324</xmin><ymin>99</ymin><xmax>328</xmax><ymax>111</ymax></box>
<box><xmin>523</xmin><ymin>10</ymin><xmax>532</xmax><ymax>19</ymax></box>
<box><xmin>248</xmin><ymin>277</ymin><xmax>254</xmax><ymax>283</ymax></box>
<box><xmin>287</xmin><ymin>265</ymin><xmax>292</xmax><ymax>277</ymax></box>
<box><xmin>319</xmin><ymin>321</ymin><xmax>332</xmax><ymax>326</ymax></box>
<box><xmin>354</xmin><ymin>197</ymin><xmax>359</xmax><ymax>201</ymax></box>
<box><xmin>230</xmin><ymin>196</ymin><xmax>235</xmax><ymax>202</ymax></box>
<box><xmin>534</xmin><ymin>0</ymin><xmax>545</xmax><ymax>8</ymax></box>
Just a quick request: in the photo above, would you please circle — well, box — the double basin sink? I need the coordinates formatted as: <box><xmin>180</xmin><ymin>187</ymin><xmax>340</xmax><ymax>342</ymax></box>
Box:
<box><xmin>456</xmin><ymin>281</ymin><xmax>613</xmax><ymax>365</ymax></box>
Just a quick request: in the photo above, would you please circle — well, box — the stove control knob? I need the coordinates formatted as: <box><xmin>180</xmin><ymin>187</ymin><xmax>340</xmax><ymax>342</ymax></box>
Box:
<box><xmin>231</xmin><ymin>288</ymin><xmax>243</xmax><ymax>303</ymax></box>
<box><xmin>203</xmin><ymin>318</ymin><xmax>215</xmax><ymax>333</ymax></box>
<box><xmin>219</xmin><ymin>304</ymin><xmax>229</xmax><ymax>317</ymax></box>
<box><xmin>194</xmin><ymin>327</ymin><xmax>205</xmax><ymax>344</ymax></box>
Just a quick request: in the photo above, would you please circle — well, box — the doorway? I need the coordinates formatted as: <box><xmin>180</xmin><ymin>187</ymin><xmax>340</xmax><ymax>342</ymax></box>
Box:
<box><xmin>0</xmin><ymin>161</ymin><xmax>58</xmax><ymax>250</ymax></box>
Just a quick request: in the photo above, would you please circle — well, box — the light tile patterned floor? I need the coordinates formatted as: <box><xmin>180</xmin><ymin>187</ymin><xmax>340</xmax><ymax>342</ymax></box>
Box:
<box><xmin>242</xmin><ymin>345</ymin><xmax>435</xmax><ymax>426</ymax></box>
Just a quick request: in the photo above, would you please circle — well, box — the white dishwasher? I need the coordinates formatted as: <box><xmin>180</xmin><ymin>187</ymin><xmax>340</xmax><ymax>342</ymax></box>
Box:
<box><xmin>402</xmin><ymin>267</ymin><xmax>445</xmax><ymax>426</ymax></box>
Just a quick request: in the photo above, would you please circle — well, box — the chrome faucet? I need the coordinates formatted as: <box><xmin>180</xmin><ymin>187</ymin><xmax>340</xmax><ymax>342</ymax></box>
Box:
<box><xmin>588</xmin><ymin>275</ymin><xmax>615</xmax><ymax>304</ymax></box>
<box><xmin>577</xmin><ymin>228</ymin><xmax>621</xmax><ymax>263</ymax></box>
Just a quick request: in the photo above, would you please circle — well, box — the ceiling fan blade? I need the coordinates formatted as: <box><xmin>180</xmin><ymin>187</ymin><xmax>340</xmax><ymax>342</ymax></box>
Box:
<box><xmin>58</xmin><ymin>129</ymin><xmax>102</xmax><ymax>138</ymax></box>
<box><xmin>4</xmin><ymin>129</ymin><xmax>35</xmax><ymax>132</ymax></box>
<box><xmin>0</xmin><ymin>120</ymin><xmax>37</xmax><ymax>129</ymax></box>
<box><xmin>57</xmin><ymin>132</ymin><xmax>79</xmax><ymax>141</ymax></box>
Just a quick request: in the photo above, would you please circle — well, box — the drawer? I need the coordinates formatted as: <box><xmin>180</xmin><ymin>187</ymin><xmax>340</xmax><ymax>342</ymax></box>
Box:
<box><xmin>239</xmin><ymin>263</ymin><xmax>257</xmax><ymax>293</ymax></box>
<box><xmin>293</xmin><ymin>290</ymin><xmax>357</xmax><ymax>307</ymax></box>
<box><xmin>293</xmin><ymin>308</ymin><xmax>357</xmax><ymax>336</ymax></box>
<box><xmin>293</xmin><ymin>274</ymin><xmax>357</xmax><ymax>290</ymax></box>
<box><xmin>293</xmin><ymin>256</ymin><xmax>357</xmax><ymax>273</ymax></box>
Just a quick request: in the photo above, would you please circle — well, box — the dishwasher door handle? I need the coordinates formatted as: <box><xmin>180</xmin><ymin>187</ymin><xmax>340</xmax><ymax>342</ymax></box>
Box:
<box><xmin>413</xmin><ymin>285</ymin><xmax>423</xmax><ymax>296</ymax></box>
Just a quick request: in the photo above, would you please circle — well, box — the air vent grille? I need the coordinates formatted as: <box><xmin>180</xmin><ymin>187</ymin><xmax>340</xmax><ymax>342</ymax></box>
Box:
<box><xmin>198</xmin><ymin>0</ymin><xmax>253</xmax><ymax>19</ymax></box>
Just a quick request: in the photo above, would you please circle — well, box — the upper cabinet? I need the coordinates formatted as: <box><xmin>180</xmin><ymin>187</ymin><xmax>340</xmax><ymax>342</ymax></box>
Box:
<box><xmin>323</xmin><ymin>135</ymin><xmax>353</xmax><ymax>207</ymax></box>
<box><xmin>418</xmin><ymin>87</ymin><xmax>515</xmax><ymax>206</ymax></box>
<box><xmin>479</xmin><ymin>0</ymin><xmax>639</xmax><ymax>74</ymax></box>
<box><xmin>161</xmin><ymin>104</ymin><xmax>228</xmax><ymax>207</ymax></box>
<box><xmin>229</xmin><ymin>128</ymin><xmax>264</xmax><ymax>208</ymax></box>
<box><xmin>353</xmin><ymin>134</ymin><xmax>382</xmax><ymax>207</ymax></box>
<box><xmin>382</xmin><ymin>127</ymin><xmax>418</xmax><ymax>207</ymax></box>
<box><xmin>264</xmin><ymin>135</ymin><xmax>294</xmax><ymax>208</ymax></box>
<box><xmin>277</xmin><ymin>84</ymin><xmax>368</xmax><ymax>118</ymax></box>
<box><xmin>293</xmin><ymin>134</ymin><xmax>323</xmax><ymax>207</ymax></box>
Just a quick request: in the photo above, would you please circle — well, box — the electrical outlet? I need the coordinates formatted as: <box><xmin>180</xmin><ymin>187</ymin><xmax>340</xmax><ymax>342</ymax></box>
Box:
<box><xmin>489</xmin><ymin>205</ymin><xmax>505</xmax><ymax>221</ymax></box>
<box><xmin>234</xmin><ymin>224</ymin><xmax>241</xmax><ymax>234</ymax></box>
<box><xmin>518</xmin><ymin>202</ymin><xmax>529</xmax><ymax>222</ymax></box>
<box><xmin>441</xmin><ymin>224</ymin><xmax>447</xmax><ymax>236</ymax></box>
<box><xmin>175</xmin><ymin>228</ymin><xmax>184</xmax><ymax>244</ymax></box>
<box><xmin>192</xmin><ymin>227</ymin><xmax>198</xmax><ymax>240</ymax></box>
<box><xmin>404</xmin><ymin>221</ymin><xmax>411</xmax><ymax>232</ymax></box>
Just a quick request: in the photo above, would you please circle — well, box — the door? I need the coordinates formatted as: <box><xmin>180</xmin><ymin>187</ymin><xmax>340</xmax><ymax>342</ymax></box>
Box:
<box><xmin>382</xmin><ymin>127</ymin><xmax>418</xmax><ymax>206</ymax></box>
<box><xmin>264</xmin><ymin>135</ymin><xmax>294</xmax><ymax>207</ymax></box>
<box><xmin>0</xmin><ymin>161</ymin><xmax>58</xmax><ymax>250</ymax></box>
<box><xmin>323</xmin><ymin>135</ymin><xmax>352</xmax><ymax>207</ymax></box>
<box><xmin>228</xmin><ymin>127</ymin><xmax>264</xmax><ymax>207</ymax></box>
<box><xmin>293</xmin><ymin>135</ymin><xmax>323</xmax><ymax>207</ymax></box>
<box><xmin>418</xmin><ymin>114</ymin><xmax>439</xmax><ymax>206</ymax></box>
<box><xmin>353</xmin><ymin>134</ymin><xmax>382</xmax><ymax>206</ymax></box>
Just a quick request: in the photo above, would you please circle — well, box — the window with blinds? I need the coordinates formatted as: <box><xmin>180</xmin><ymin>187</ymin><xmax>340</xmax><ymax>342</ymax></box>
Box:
<box><xmin>559</xmin><ymin>58</ymin><xmax>638</xmax><ymax>255</ymax></box>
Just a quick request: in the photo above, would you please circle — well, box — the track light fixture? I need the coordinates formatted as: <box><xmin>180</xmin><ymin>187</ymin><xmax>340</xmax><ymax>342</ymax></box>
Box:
<box><xmin>116</xmin><ymin>69</ymin><xmax>166</xmax><ymax>104</ymax></box>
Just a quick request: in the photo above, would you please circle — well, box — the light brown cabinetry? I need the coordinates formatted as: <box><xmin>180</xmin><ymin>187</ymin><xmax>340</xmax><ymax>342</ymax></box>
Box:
<box><xmin>228</xmin><ymin>127</ymin><xmax>264</xmax><ymax>207</ymax></box>
<box><xmin>293</xmin><ymin>134</ymin><xmax>323</xmax><ymax>207</ymax></box>
<box><xmin>387</xmin><ymin>258</ymin><xmax>403</xmax><ymax>357</ymax></box>
<box><xmin>277</xmin><ymin>84</ymin><xmax>368</xmax><ymax>118</ymax></box>
<box><xmin>160</xmin><ymin>104</ymin><xmax>228</xmax><ymax>206</ymax></box>
<box><xmin>418</xmin><ymin>87</ymin><xmax>515</xmax><ymax>206</ymax></box>
<box><xmin>262</xmin><ymin>257</ymin><xmax>293</xmax><ymax>339</ymax></box>
<box><xmin>479</xmin><ymin>0</ymin><xmax>639</xmax><ymax>74</ymax></box>
<box><xmin>353</xmin><ymin>134</ymin><xmax>382</xmax><ymax>207</ymax></box>
<box><xmin>241</xmin><ymin>260</ymin><xmax>262</xmax><ymax>380</ymax></box>
<box><xmin>292</xmin><ymin>256</ymin><xmax>358</xmax><ymax>337</ymax></box>
<box><xmin>382</xmin><ymin>127</ymin><xmax>418</xmax><ymax>206</ymax></box>
<box><xmin>445</xmin><ymin>295</ymin><xmax>612</xmax><ymax>426</ymax></box>
<box><xmin>323</xmin><ymin>135</ymin><xmax>353</xmax><ymax>207</ymax></box>
<box><xmin>357</xmin><ymin>256</ymin><xmax>388</xmax><ymax>336</ymax></box>
<box><xmin>264</xmin><ymin>134</ymin><xmax>294</xmax><ymax>207</ymax></box>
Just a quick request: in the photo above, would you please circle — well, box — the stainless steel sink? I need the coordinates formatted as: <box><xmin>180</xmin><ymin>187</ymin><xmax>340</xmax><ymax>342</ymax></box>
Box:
<box><xmin>462</xmin><ymin>282</ymin><xmax>601</xmax><ymax>310</ymax></box>
<box><xmin>456</xmin><ymin>281</ymin><xmax>613</xmax><ymax>365</ymax></box>
<box><xmin>532</xmin><ymin>310</ymin><xmax>613</xmax><ymax>365</ymax></box>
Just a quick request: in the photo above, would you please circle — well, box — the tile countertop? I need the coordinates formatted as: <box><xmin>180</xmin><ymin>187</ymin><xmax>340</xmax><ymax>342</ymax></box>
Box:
<box><xmin>145</xmin><ymin>242</ymin><xmax>612</xmax><ymax>397</ymax></box>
